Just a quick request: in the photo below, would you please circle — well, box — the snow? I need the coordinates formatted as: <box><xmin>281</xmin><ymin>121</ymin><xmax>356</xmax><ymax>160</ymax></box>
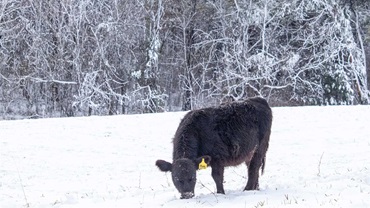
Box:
<box><xmin>1</xmin><ymin>105</ymin><xmax>370</xmax><ymax>208</ymax></box>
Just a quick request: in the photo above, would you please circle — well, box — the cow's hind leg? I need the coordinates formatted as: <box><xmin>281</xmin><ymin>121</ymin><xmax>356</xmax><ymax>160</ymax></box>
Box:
<box><xmin>244</xmin><ymin>152</ymin><xmax>262</xmax><ymax>190</ymax></box>
<box><xmin>244</xmin><ymin>134</ymin><xmax>269</xmax><ymax>191</ymax></box>
<box><xmin>211</xmin><ymin>164</ymin><xmax>225</xmax><ymax>194</ymax></box>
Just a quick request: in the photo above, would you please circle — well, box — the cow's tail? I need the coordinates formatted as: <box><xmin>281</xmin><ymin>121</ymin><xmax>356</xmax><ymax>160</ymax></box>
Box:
<box><xmin>261</xmin><ymin>155</ymin><xmax>266</xmax><ymax>175</ymax></box>
<box><xmin>260</xmin><ymin>129</ymin><xmax>271</xmax><ymax>175</ymax></box>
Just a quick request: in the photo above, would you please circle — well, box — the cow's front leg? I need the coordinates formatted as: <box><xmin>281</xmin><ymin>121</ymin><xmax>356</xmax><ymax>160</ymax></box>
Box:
<box><xmin>211</xmin><ymin>164</ymin><xmax>225</xmax><ymax>194</ymax></box>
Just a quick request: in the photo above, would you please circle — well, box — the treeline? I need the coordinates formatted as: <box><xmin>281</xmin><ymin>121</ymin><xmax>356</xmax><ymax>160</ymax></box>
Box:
<box><xmin>1</xmin><ymin>0</ymin><xmax>370</xmax><ymax>119</ymax></box>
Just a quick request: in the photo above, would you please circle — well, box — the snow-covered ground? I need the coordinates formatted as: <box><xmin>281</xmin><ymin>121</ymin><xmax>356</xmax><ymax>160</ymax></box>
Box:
<box><xmin>1</xmin><ymin>105</ymin><xmax>370</xmax><ymax>208</ymax></box>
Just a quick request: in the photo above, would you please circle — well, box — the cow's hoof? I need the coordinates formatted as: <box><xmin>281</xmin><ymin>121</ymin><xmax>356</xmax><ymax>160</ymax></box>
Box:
<box><xmin>244</xmin><ymin>184</ymin><xmax>259</xmax><ymax>191</ymax></box>
<box><xmin>216</xmin><ymin>190</ymin><xmax>225</xmax><ymax>194</ymax></box>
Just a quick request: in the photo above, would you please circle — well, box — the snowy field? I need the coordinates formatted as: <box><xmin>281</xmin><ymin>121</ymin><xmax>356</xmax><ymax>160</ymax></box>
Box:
<box><xmin>1</xmin><ymin>105</ymin><xmax>370</xmax><ymax>208</ymax></box>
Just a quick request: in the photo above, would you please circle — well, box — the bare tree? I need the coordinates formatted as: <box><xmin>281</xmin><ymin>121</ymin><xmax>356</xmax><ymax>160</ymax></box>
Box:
<box><xmin>1</xmin><ymin>0</ymin><xmax>369</xmax><ymax>119</ymax></box>
<box><xmin>204</xmin><ymin>0</ymin><xmax>369</xmax><ymax>105</ymax></box>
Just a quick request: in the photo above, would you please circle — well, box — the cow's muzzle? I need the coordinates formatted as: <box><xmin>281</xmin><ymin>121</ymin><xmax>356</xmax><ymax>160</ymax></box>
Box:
<box><xmin>180</xmin><ymin>192</ymin><xmax>194</xmax><ymax>199</ymax></box>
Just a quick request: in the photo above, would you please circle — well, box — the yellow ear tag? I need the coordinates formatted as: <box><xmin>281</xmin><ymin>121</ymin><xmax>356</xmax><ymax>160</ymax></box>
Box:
<box><xmin>198</xmin><ymin>158</ymin><xmax>208</xmax><ymax>170</ymax></box>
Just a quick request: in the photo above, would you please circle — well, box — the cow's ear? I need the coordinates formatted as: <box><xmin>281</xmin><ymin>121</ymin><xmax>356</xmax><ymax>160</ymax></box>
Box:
<box><xmin>196</xmin><ymin>155</ymin><xmax>212</xmax><ymax>169</ymax></box>
<box><xmin>156</xmin><ymin>160</ymin><xmax>172</xmax><ymax>172</ymax></box>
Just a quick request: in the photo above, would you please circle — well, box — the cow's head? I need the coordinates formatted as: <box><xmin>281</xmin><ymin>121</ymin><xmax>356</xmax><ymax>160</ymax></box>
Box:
<box><xmin>155</xmin><ymin>156</ymin><xmax>211</xmax><ymax>199</ymax></box>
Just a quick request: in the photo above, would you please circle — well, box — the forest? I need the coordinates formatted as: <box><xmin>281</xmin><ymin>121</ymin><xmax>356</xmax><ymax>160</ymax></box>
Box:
<box><xmin>1</xmin><ymin>0</ymin><xmax>370</xmax><ymax>119</ymax></box>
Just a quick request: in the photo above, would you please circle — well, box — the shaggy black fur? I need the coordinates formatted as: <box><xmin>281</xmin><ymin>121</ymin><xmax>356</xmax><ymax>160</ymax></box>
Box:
<box><xmin>156</xmin><ymin>97</ymin><xmax>272</xmax><ymax>199</ymax></box>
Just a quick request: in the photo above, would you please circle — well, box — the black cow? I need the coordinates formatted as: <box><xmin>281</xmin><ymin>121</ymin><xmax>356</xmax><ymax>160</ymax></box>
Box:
<box><xmin>156</xmin><ymin>97</ymin><xmax>272</xmax><ymax>199</ymax></box>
